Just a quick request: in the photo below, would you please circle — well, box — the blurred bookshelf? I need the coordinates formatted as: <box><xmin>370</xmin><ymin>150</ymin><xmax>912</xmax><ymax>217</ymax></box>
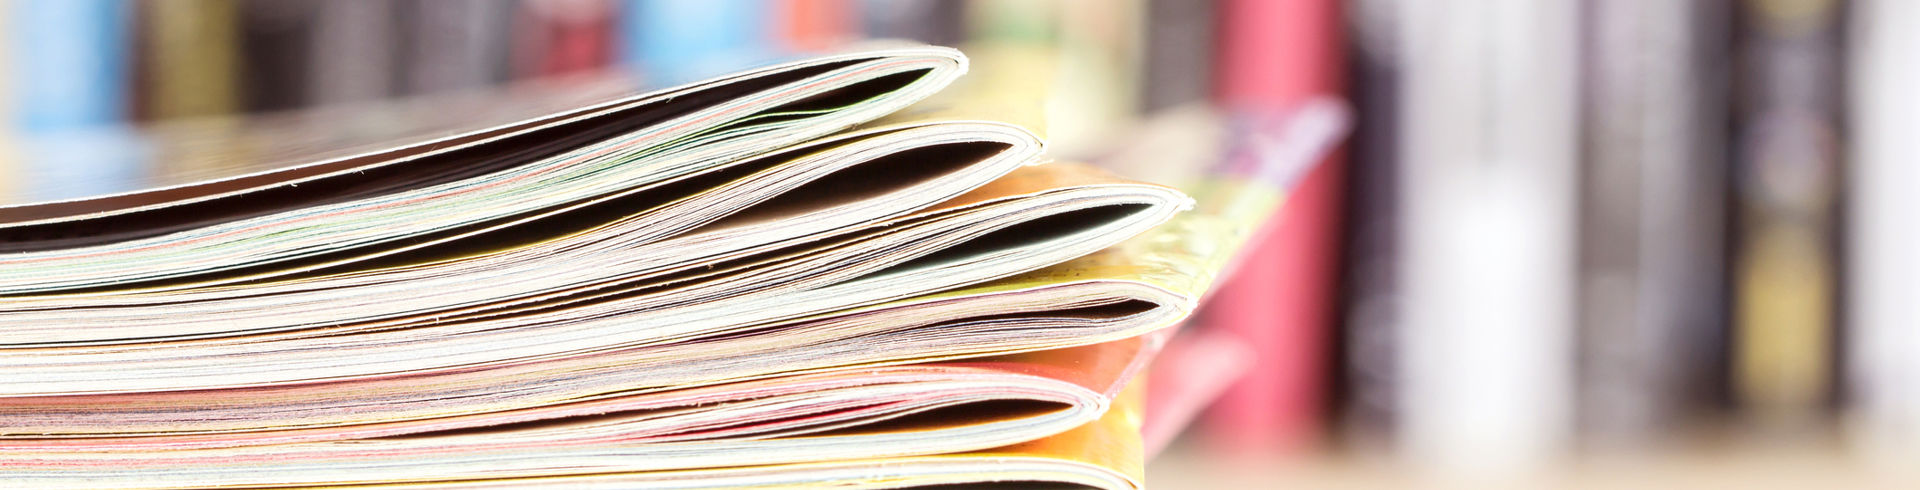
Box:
<box><xmin>4</xmin><ymin>0</ymin><xmax>1919</xmax><ymax>487</ymax></box>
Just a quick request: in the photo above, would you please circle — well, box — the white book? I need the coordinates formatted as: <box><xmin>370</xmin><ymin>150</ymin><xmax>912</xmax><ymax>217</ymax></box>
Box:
<box><xmin>1395</xmin><ymin>0</ymin><xmax>1579</xmax><ymax>475</ymax></box>
<box><xmin>1848</xmin><ymin>0</ymin><xmax>1920</xmax><ymax>466</ymax></box>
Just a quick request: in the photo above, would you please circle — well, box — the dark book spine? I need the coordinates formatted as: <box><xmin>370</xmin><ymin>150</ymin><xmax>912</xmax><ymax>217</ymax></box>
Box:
<box><xmin>1336</xmin><ymin>0</ymin><xmax>1400</xmax><ymax>452</ymax></box>
<box><xmin>396</xmin><ymin>0</ymin><xmax>515</xmax><ymax>96</ymax></box>
<box><xmin>238</xmin><ymin>0</ymin><xmax>320</xmax><ymax>113</ymax></box>
<box><xmin>1574</xmin><ymin>0</ymin><xmax>1733</xmax><ymax>444</ymax></box>
<box><xmin>1729</xmin><ymin>0</ymin><xmax>1845</xmax><ymax>431</ymax></box>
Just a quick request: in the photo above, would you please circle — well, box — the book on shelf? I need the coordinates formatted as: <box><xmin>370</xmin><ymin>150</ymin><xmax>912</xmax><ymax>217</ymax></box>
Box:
<box><xmin>0</xmin><ymin>0</ymin><xmax>13</xmax><ymax>201</ymax></box>
<box><xmin>1848</xmin><ymin>0</ymin><xmax>1920</xmax><ymax>461</ymax></box>
<box><xmin>618</xmin><ymin>0</ymin><xmax>772</xmax><ymax>88</ymax></box>
<box><xmin>236</xmin><ymin>0</ymin><xmax>320</xmax><ymax>113</ymax></box>
<box><xmin>512</xmin><ymin>0</ymin><xmax>616</xmax><ymax>79</ymax></box>
<box><xmin>134</xmin><ymin>0</ymin><xmax>248</xmax><ymax>193</ymax></box>
<box><xmin>773</xmin><ymin>0</ymin><xmax>856</xmax><ymax>54</ymax></box>
<box><xmin>1730</xmin><ymin>0</ymin><xmax>1843</xmax><ymax>431</ymax></box>
<box><xmin>232</xmin><ymin>0</ymin><xmax>406</xmax><ymax>110</ymax></box>
<box><xmin>1574</xmin><ymin>0</ymin><xmax>1730</xmax><ymax>444</ymax></box>
<box><xmin>135</xmin><ymin>0</ymin><xmax>241</xmax><ymax>122</ymax></box>
<box><xmin>1201</xmin><ymin>0</ymin><xmax>1346</xmax><ymax>454</ymax></box>
<box><xmin>1139</xmin><ymin>0</ymin><xmax>1214</xmax><ymax>112</ymax></box>
<box><xmin>1396</xmin><ymin>0</ymin><xmax>1580</xmax><ymax>472</ymax></box>
<box><xmin>396</xmin><ymin>0</ymin><xmax>515</xmax><ymax>96</ymax></box>
<box><xmin>6</xmin><ymin>0</ymin><xmax>141</xmax><ymax>204</ymax></box>
<box><xmin>1338</xmin><ymin>0</ymin><xmax>1402</xmax><ymax>450</ymax></box>
<box><xmin>0</xmin><ymin>43</ymin><xmax>1343</xmax><ymax>489</ymax></box>
<box><xmin>857</xmin><ymin>0</ymin><xmax>965</xmax><ymax>49</ymax></box>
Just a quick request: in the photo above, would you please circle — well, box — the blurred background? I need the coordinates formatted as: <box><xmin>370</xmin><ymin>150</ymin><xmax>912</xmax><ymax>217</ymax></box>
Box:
<box><xmin>3</xmin><ymin>0</ymin><xmax>1917</xmax><ymax>487</ymax></box>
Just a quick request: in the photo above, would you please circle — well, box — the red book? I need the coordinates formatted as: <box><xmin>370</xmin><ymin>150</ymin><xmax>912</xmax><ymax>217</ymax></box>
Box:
<box><xmin>514</xmin><ymin>0</ymin><xmax>616</xmax><ymax>79</ymax></box>
<box><xmin>773</xmin><ymin>0</ymin><xmax>855</xmax><ymax>54</ymax></box>
<box><xmin>1201</xmin><ymin>0</ymin><xmax>1346</xmax><ymax>453</ymax></box>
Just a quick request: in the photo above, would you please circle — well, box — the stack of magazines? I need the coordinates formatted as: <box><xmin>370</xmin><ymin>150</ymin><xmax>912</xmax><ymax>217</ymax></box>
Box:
<box><xmin>0</xmin><ymin>44</ymin><xmax>1338</xmax><ymax>489</ymax></box>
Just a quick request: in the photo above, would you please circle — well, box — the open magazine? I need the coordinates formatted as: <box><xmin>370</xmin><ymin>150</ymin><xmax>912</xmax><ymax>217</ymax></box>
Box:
<box><xmin>0</xmin><ymin>43</ymin><xmax>1345</xmax><ymax>489</ymax></box>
